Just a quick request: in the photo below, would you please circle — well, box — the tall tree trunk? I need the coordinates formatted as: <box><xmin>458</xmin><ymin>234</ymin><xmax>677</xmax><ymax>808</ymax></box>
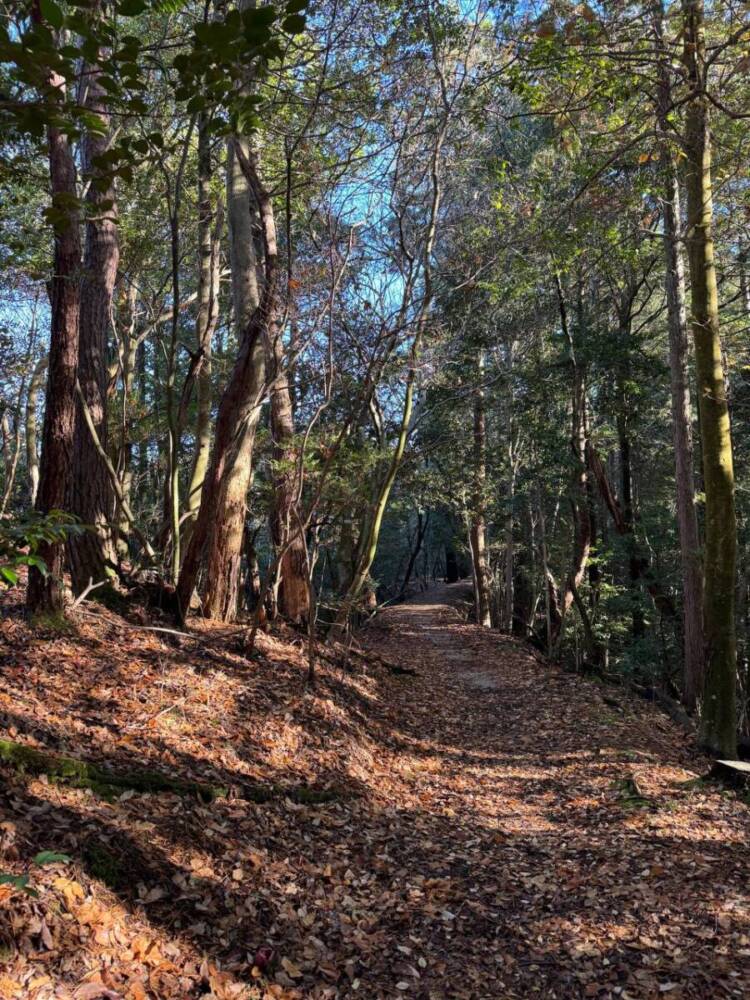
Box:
<box><xmin>68</xmin><ymin>40</ymin><xmax>119</xmax><ymax>593</ymax></box>
<box><xmin>503</xmin><ymin>371</ymin><xmax>516</xmax><ymax>631</ymax></box>
<box><xmin>653</xmin><ymin>0</ymin><xmax>705</xmax><ymax>711</ymax></box>
<box><xmin>266</xmin><ymin>324</ymin><xmax>310</xmax><ymax>623</ymax></box>
<box><xmin>27</xmin><ymin>76</ymin><xmax>81</xmax><ymax>614</ymax></box>
<box><xmin>177</xmin><ymin>140</ymin><xmax>274</xmax><ymax>622</ymax></box>
<box><xmin>682</xmin><ymin>0</ymin><xmax>737</xmax><ymax>755</ymax></box>
<box><xmin>552</xmin><ymin>273</ymin><xmax>592</xmax><ymax>647</ymax></box>
<box><xmin>185</xmin><ymin>115</ymin><xmax>221</xmax><ymax>531</ymax></box>
<box><xmin>663</xmin><ymin>150</ymin><xmax>705</xmax><ymax>705</ymax></box>
<box><xmin>197</xmin><ymin>136</ymin><xmax>266</xmax><ymax>621</ymax></box>
<box><xmin>616</xmin><ymin>371</ymin><xmax>645</xmax><ymax>640</ymax></box>
<box><xmin>470</xmin><ymin>350</ymin><xmax>491</xmax><ymax>626</ymax></box>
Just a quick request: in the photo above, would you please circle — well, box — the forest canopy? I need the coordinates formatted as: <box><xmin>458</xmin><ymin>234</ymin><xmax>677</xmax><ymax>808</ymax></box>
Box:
<box><xmin>1</xmin><ymin>0</ymin><xmax>750</xmax><ymax>757</ymax></box>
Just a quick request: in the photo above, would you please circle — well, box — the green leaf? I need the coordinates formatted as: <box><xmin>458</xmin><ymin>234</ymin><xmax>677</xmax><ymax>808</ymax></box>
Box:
<box><xmin>33</xmin><ymin>851</ymin><xmax>72</xmax><ymax>866</ymax></box>
<box><xmin>39</xmin><ymin>0</ymin><xmax>65</xmax><ymax>29</ymax></box>
<box><xmin>0</xmin><ymin>566</ymin><xmax>19</xmax><ymax>586</ymax></box>
<box><xmin>0</xmin><ymin>873</ymin><xmax>37</xmax><ymax>896</ymax></box>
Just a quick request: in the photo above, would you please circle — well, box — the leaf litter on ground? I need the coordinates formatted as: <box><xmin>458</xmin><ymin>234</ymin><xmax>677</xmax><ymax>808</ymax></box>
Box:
<box><xmin>0</xmin><ymin>582</ymin><xmax>749</xmax><ymax>998</ymax></box>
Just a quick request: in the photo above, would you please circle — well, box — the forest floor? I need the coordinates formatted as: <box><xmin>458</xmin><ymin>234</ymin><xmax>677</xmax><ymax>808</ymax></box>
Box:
<box><xmin>1</xmin><ymin>582</ymin><xmax>749</xmax><ymax>1000</ymax></box>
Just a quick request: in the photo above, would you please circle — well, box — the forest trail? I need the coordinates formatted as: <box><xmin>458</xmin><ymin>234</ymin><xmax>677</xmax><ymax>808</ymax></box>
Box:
<box><xmin>358</xmin><ymin>582</ymin><xmax>750</xmax><ymax>999</ymax></box>
<box><xmin>2</xmin><ymin>584</ymin><xmax>750</xmax><ymax>999</ymax></box>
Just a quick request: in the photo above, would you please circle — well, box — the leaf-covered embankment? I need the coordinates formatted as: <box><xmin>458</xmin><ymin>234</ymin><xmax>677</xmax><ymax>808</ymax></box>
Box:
<box><xmin>1</xmin><ymin>582</ymin><xmax>749</xmax><ymax>998</ymax></box>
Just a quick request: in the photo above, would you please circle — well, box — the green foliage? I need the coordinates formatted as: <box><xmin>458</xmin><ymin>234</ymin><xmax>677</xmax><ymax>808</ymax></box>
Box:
<box><xmin>0</xmin><ymin>510</ymin><xmax>84</xmax><ymax>587</ymax></box>
<box><xmin>0</xmin><ymin>846</ymin><xmax>71</xmax><ymax>899</ymax></box>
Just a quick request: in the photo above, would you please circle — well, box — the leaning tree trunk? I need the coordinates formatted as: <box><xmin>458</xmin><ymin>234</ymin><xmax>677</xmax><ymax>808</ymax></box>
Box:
<box><xmin>682</xmin><ymin>0</ymin><xmax>737</xmax><ymax>755</ymax></box>
<box><xmin>177</xmin><ymin>141</ymin><xmax>275</xmax><ymax>623</ymax></box>
<box><xmin>68</xmin><ymin>39</ymin><xmax>119</xmax><ymax>593</ymax></box>
<box><xmin>470</xmin><ymin>350</ymin><xmax>492</xmax><ymax>627</ymax></box>
<box><xmin>27</xmin><ymin>77</ymin><xmax>81</xmax><ymax>615</ymax></box>
<box><xmin>198</xmin><ymin>137</ymin><xmax>266</xmax><ymax>621</ymax></box>
<box><xmin>654</xmin><ymin>0</ymin><xmax>705</xmax><ymax>712</ymax></box>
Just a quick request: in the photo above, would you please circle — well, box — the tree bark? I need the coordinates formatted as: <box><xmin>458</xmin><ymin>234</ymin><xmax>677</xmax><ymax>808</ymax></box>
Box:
<box><xmin>653</xmin><ymin>2</ymin><xmax>705</xmax><ymax>711</ymax></box>
<box><xmin>27</xmin><ymin>54</ymin><xmax>81</xmax><ymax>615</ymax></box>
<box><xmin>177</xmin><ymin>140</ymin><xmax>274</xmax><ymax>622</ymax></box>
<box><xmin>185</xmin><ymin>115</ymin><xmax>221</xmax><ymax>532</ymax></box>
<box><xmin>470</xmin><ymin>350</ymin><xmax>491</xmax><ymax>627</ymax></box>
<box><xmin>266</xmin><ymin>319</ymin><xmax>310</xmax><ymax>624</ymax></box>
<box><xmin>25</xmin><ymin>355</ymin><xmax>48</xmax><ymax>506</ymax></box>
<box><xmin>682</xmin><ymin>0</ymin><xmax>737</xmax><ymax>756</ymax></box>
<box><xmin>68</xmin><ymin>37</ymin><xmax>119</xmax><ymax>593</ymax></box>
<box><xmin>197</xmin><ymin>136</ymin><xmax>266</xmax><ymax>621</ymax></box>
<box><xmin>551</xmin><ymin>272</ymin><xmax>592</xmax><ymax>648</ymax></box>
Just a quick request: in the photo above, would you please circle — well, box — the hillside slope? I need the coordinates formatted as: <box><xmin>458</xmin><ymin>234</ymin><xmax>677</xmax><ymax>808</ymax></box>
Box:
<box><xmin>0</xmin><ymin>584</ymin><xmax>749</xmax><ymax>999</ymax></box>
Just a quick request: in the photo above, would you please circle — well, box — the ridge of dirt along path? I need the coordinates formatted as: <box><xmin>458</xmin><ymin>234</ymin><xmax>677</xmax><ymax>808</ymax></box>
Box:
<box><xmin>356</xmin><ymin>583</ymin><xmax>750</xmax><ymax>999</ymax></box>
<box><xmin>3</xmin><ymin>582</ymin><xmax>750</xmax><ymax>1000</ymax></box>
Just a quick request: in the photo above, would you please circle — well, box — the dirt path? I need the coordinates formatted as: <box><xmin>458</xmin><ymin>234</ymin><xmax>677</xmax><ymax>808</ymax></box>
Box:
<box><xmin>358</xmin><ymin>582</ymin><xmax>750</xmax><ymax>999</ymax></box>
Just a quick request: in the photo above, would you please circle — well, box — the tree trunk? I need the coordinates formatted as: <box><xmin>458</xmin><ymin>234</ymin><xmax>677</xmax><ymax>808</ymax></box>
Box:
<box><xmin>185</xmin><ymin>115</ymin><xmax>221</xmax><ymax>531</ymax></box>
<box><xmin>177</xmin><ymin>140</ymin><xmax>275</xmax><ymax>622</ymax></box>
<box><xmin>552</xmin><ymin>273</ymin><xmax>592</xmax><ymax>647</ymax></box>
<box><xmin>470</xmin><ymin>350</ymin><xmax>492</xmax><ymax>627</ymax></box>
<box><xmin>653</xmin><ymin>2</ymin><xmax>705</xmax><ymax>711</ymax></box>
<box><xmin>197</xmin><ymin>136</ymin><xmax>266</xmax><ymax>621</ymax></box>
<box><xmin>68</xmin><ymin>40</ymin><xmax>119</xmax><ymax>593</ymax></box>
<box><xmin>25</xmin><ymin>355</ymin><xmax>47</xmax><ymax>506</ymax></box>
<box><xmin>663</xmin><ymin>167</ymin><xmax>705</xmax><ymax>701</ymax></box>
<box><xmin>27</xmin><ymin>42</ymin><xmax>81</xmax><ymax>616</ymax></box>
<box><xmin>266</xmin><ymin>324</ymin><xmax>310</xmax><ymax>624</ymax></box>
<box><xmin>243</xmin><ymin>525</ymin><xmax>262</xmax><ymax>611</ymax></box>
<box><xmin>682</xmin><ymin>0</ymin><xmax>737</xmax><ymax>755</ymax></box>
<box><xmin>616</xmin><ymin>375</ymin><xmax>645</xmax><ymax>640</ymax></box>
<box><xmin>399</xmin><ymin>510</ymin><xmax>429</xmax><ymax>599</ymax></box>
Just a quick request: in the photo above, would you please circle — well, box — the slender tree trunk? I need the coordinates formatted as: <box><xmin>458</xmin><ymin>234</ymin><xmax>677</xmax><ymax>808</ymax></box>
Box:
<box><xmin>266</xmin><ymin>325</ymin><xmax>310</xmax><ymax>623</ymax></box>
<box><xmin>552</xmin><ymin>273</ymin><xmax>591</xmax><ymax>647</ymax></box>
<box><xmin>28</xmin><ymin>105</ymin><xmax>81</xmax><ymax>614</ymax></box>
<box><xmin>470</xmin><ymin>350</ymin><xmax>491</xmax><ymax>627</ymax></box>
<box><xmin>616</xmin><ymin>374</ymin><xmax>645</xmax><ymax>640</ymax></box>
<box><xmin>330</xmin><ymin>333</ymin><xmax>422</xmax><ymax>636</ymax></box>
<box><xmin>68</xmin><ymin>42</ymin><xmax>119</xmax><ymax>592</ymax></box>
<box><xmin>0</xmin><ymin>403</ymin><xmax>22</xmax><ymax>514</ymax></box>
<box><xmin>185</xmin><ymin>115</ymin><xmax>221</xmax><ymax>532</ymax></box>
<box><xmin>336</xmin><ymin>516</ymin><xmax>355</xmax><ymax>595</ymax></box>
<box><xmin>663</xmin><ymin>151</ymin><xmax>705</xmax><ymax>705</ymax></box>
<box><xmin>399</xmin><ymin>510</ymin><xmax>429</xmax><ymax>598</ymax></box>
<box><xmin>502</xmin><ymin>346</ymin><xmax>517</xmax><ymax>631</ymax></box>
<box><xmin>537</xmin><ymin>489</ymin><xmax>553</xmax><ymax>655</ymax></box>
<box><xmin>653</xmin><ymin>0</ymin><xmax>705</xmax><ymax>710</ymax></box>
<box><xmin>197</xmin><ymin>137</ymin><xmax>266</xmax><ymax>621</ymax></box>
<box><xmin>25</xmin><ymin>355</ymin><xmax>47</xmax><ymax>507</ymax></box>
<box><xmin>682</xmin><ymin>0</ymin><xmax>737</xmax><ymax>755</ymax></box>
<box><xmin>739</xmin><ymin>247</ymin><xmax>750</xmax><ymax>318</ymax></box>
<box><xmin>243</xmin><ymin>525</ymin><xmax>262</xmax><ymax>611</ymax></box>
